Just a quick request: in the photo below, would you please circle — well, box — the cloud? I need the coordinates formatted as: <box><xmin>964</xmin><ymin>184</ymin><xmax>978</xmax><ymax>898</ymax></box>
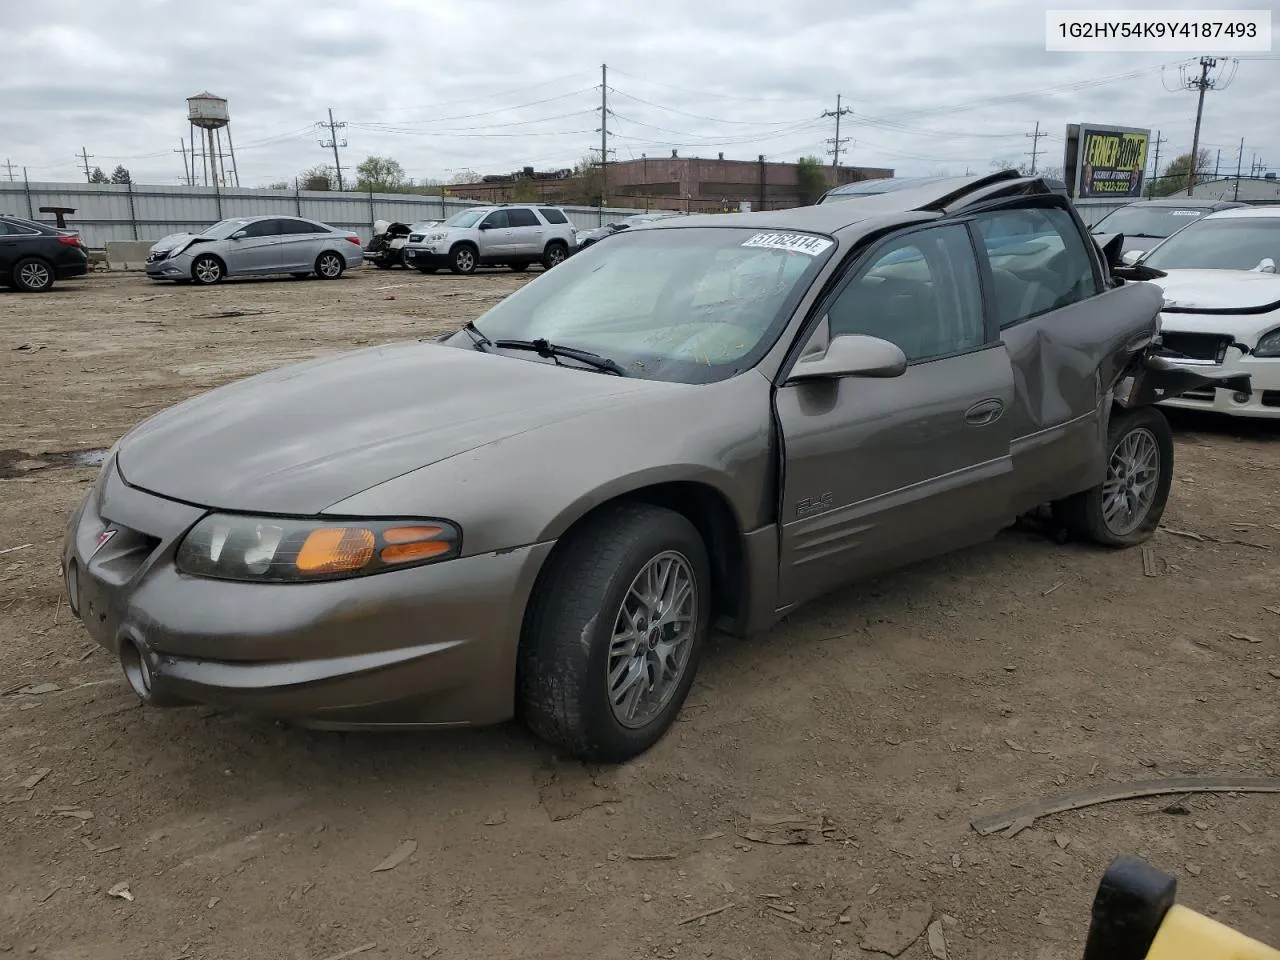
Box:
<box><xmin>1</xmin><ymin>0</ymin><xmax>1274</xmax><ymax>186</ymax></box>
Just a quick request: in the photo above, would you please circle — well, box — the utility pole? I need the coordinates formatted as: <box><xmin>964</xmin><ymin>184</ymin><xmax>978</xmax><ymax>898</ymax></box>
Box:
<box><xmin>317</xmin><ymin>108</ymin><xmax>348</xmax><ymax>190</ymax></box>
<box><xmin>1183</xmin><ymin>56</ymin><xmax>1218</xmax><ymax>196</ymax></box>
<box><xmin>78</xmin><ymin>147</ymin><xmax>94</xmax><ymax>182</ymax></box>
<box><xmin>175</xmin><ymin>139</ymin><xmax>191</xmax><ymax>186</ymax></box>
<box><xmin>1024</xmin><ymin>121</ymin><xmax>1047</xmax><ymax>174</ymax></box>
<box><xmin>823</xmin><ymin>94</ymin><xmax>853</xmax><ymax>178</ymax></box>
<box><xmin>1</xmin><ymin>158</ymin><xmax>16</xmax><ymax>182</ymax></box>
<box><xmin>1213</xmin><ymin>148</ymin><xmax>1221</xmax><ymax>179</ymax></box>
<box><xmin>600</xmin><ymin>63</ymin><xmax>608</xmax><ymax>209</ymax></box>
<box><xmin>1234</xmin><ymin>137</ymin><xmax>1244</xmax><ymax>201</ymax></box>
<box><xmin>1147</xmin><ymin>130</ymin><xmax>1166</xmax><ymax>196</ymax></box>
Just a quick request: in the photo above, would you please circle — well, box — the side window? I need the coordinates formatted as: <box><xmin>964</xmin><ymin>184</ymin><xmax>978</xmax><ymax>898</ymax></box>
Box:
<box><xmin>826</xmin><ymin>224</ymin><xmax>986</xmax><ymax>363</ymax></box>
<box><xmin>240</xmin><ymin>219</ymin><xmax>280</xmax><ymax>238</ymax></box>
<box><xmin>538</xmin><ymin>207</ymin><xmax>569</xmax><ymax>225</ymax></box>
<box><xmin>506</xmin><ymin>208</ymin><xmax>540</xmax><ymax>228</ymax></box>
<box><xmin>0</xmin><ymin>220</ymin><xmax>38</xmax><ymax>236</ymax></box>
<box><xmin>480</xmin><ymin>210</ymin><xmax>508</xmax><ymax>229</ymax></box>
<box><xmin>278</xmin><ymin>219</ymin><xmax>322</xmax><ymax>235</ymax></box>
<box><xmin>972</xmin><ymin>206</ymin><xmax>1100</xmax><ymax>328</ymax></box>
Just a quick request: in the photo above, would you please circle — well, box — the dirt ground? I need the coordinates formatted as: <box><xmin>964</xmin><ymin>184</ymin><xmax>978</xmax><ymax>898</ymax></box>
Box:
<box><xmin>1</xmin><ymin>267</ymin><xmax>1277</xmax><ymax>960</ymax></box>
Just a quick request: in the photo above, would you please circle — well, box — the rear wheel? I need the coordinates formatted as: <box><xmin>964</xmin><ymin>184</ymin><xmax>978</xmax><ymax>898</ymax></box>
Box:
<box><xmin>518</xmin><ymin>503</ymin><xmax>711</xmax><ymax>763</ymax></box>
<box><xmin>1054</xmin><ymin>406</ymin><xmax>1174</xmax><ymax>547</ymax></box>
<box><xmin>315</xmin><ymin>251</ymin><xmax>344</xmax><ymax>280</ymax></box>
<box><xmin>13</xmin><ymin>257</ymin><xmax>55</xmax><ymax>292</ymax></box>
<box><xmin>191</xmin><ymin>254</ymin><xmax>224</xmax><ymax>285</ymax></box>
<box><xmin>450</xmin><ymin>244</ymin><xmax>477</xmax><ymax>275</ymax></box>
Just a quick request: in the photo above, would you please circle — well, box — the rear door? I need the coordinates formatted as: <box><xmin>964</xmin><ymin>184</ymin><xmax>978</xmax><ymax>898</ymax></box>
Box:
<box><xmin>0</xmin><ymin>218</ymin><xmax>40</xmax><ymax>276</ymax></box>
<box><xmin>276</xmin><ymin>218</ymin><xmax>329</xmax><ymax>271</ymax></box>
<box><xmin>222</xmin><ymin>218</ymin><xmax>282</xmax><ymax>274</ymax></box>
<box><xmin>965</xmin><ymin>201</ymin><xmax>1146</xmax><ymax>511</ymax></box>
<box><xmin>505</xmin><ymin>207</ymin><xmax>544</xmax><ymax>257</ymax></box>
<box><xmin>774</xmin><ymin>221</ymin><xmax>1017</xmax><ymax>608</ymax></box>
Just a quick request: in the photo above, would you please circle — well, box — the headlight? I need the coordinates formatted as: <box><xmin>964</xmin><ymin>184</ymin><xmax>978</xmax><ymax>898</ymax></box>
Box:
<box><xmin>1253</xmin><ymin>327</ymin><xmax>1280</xmax><ymax>358</ymax></box>
<box><xmin>175</xmin><ymin>514</ymin><xmax>461</xmax><ymax>583</ymax></box>
<box><xmin>426</xmin><ymin>232</ymin><xmax>447</xmax><ymax>242</ymax></box>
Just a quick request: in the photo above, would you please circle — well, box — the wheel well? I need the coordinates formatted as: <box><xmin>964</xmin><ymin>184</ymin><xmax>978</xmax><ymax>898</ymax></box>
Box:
<box><xmin>451</xmin><ymin>240</ymin><xmax>478</xmax><ymax>255</ymax></box>
<box><xmin>545</xmin><ymin>239</ymin><xmax>567</xmax><ymax>251</ymax></box>
<box><xmin>190</xmin><ymin>251</ymin><xmax>225</xmax><ymax>271</ymax></box>
<box><xmin>551</xmin><ymin>482</ymin><xmax>746</xmax><ymax>629</ymax></box>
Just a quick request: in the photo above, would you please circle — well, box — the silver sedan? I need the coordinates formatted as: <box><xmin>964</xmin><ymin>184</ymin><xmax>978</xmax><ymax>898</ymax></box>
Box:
<box><xmin>146</xmin><ymin>215</ymin><xmax>364</xmax><ymax>285</ymax></box>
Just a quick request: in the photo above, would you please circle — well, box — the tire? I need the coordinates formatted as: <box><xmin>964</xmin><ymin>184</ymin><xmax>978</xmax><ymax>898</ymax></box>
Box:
<box><xmin>541</xmin><ymin>241</ymin><xmax>568</xmax><ymax>270</ymax></box>
<box><xmin>12</xmin><ymin>257</ymin><xmax>55</xmax><ymax>292</ymax></box>
<box><xmin>508</xmin><ymin>262</ymin><xmax>529</xmax><ymax>272</ymax></box>
<box><xmin>1054</xmin><ymin>406</ymin><xmax>1174</xmax><ymax>547</ymax></box>
<box><xmin>449</xmin><ymin>244</ymin><xmax>477</xmax><ymax>275</ymax></box>
<box><xmin>518</xmin><ymin>503</ymin><xmax>711</xmax><ymax>763</ymax></box>
<box><xmin>315</xmin><ymin>251</ymin><xmax>345</xmax><ymax>280</ymax></box>
<box><xmin>416</xmin><ymin>266</ymin><xmax>438</xmax><ymax>275</ymax></box>
<box><xmin>191</xmin><ymin>254</ymin><xmax>224</xmax><ymax>285</ymax></box>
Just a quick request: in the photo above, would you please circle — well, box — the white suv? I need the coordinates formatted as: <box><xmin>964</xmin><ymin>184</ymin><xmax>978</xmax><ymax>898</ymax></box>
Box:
<box><xmin>402</xmin><ymin>205</ymin><xmax>577</xmax><ymax>275</ymax></box>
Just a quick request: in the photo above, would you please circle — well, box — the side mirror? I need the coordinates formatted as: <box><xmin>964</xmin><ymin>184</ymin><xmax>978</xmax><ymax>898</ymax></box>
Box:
<box><xmin>230</xmin><ymin>230</ymin><xmax>247</xmax><ymax>240</ymax></box>
<box><xmin>786</xmin><ymin>332</ymin><xmax>908</xmax><ymax>383</ymax></box>
<box><xmin>1251</xmin><ymin>257</ymin><xmax>1277</xmax><ymax>274</ymax></box>
<box><xmin>478</xmin><ymin>221</ymin><xmax>495</xmax><ymax>231</ymax></box>
<box><xmin>1121</xmin><ymin>250</ymin><xmax>1143</xmax><ymax>265</ymax></box>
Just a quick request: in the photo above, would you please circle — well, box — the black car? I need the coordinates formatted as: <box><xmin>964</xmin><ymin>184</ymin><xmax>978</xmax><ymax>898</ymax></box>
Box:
<box><xmin>0</xmin><ymin>214</ymin><xmax>90</xmax><ymax>292</ymax></box>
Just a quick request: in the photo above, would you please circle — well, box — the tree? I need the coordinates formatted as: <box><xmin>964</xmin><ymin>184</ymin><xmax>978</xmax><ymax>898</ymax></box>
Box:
<box><xmin>1148</xmin><ymin>149</ymin><xmax>1212</xmax><ymax>197</ymax></box>
<box><xmin>561</xmin><ymin>156</ymin><xmax>603</xmax><ymax>206</ymax></box>
<box><xmin>507</xmin><ymin>176</ymin><xmax>540</xmax><ymax>202</ymax></box>
<box><xmin>795</xmin><ymin>155</ymin><xmax>829</xmax><ymax>205</ymax></box>
<box><xmin>88</xmin><ymin>166</ymin><xmax>109</xmax><ymax>183</ymax></box>
<box><xmin>448</xmin><ymin>168</ymin><xmax>479</xmax><ymax>184</ymax></box>
<box><xmin>109</xmin><ymin>165</ymin><xmax>132</xmax><ymax>184</ymax></box>
<box><xmin>299</xmin><ymin>164</ymin><xmax>336</xmax><ymax>191</ymax></box>
<box><xmin>355</xmin><ymin>155</ymin><xmax>408</xmax><ymax>193</ymax></box>
<box><xmin>992</xmin><ymin>159</ymin><xmax>1064</xmax><ymax>180</ymax></box>
<box><xmin>265</xmin><ymin>180</ymin><xmax>290</xmax><ymax>190</ymax></box>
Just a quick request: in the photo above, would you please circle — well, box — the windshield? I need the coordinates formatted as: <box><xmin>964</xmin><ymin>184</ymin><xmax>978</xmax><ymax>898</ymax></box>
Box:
<box><xmin>1142</xmin><ymin>217</ymin><xmax>1280</xmax><ymax>271</ymax></box>
<box><xmin>1091</xmin><ymin>204</ymin><xmax>1212</xmax><ymax>239</ymax></box>
<box><xmin>199</xmin><ymin>218</ymin><xmax>253</xmax><ymax>240</ymax></box>
<box><xmin>466</xmin><ymin>226</ymin><xmax>834</xmax><ymax>383</ymax></box>
<box><xmin>443</xmin><ymin>210</ymin><xmax>488</xmax><ymax>228</ymax></box>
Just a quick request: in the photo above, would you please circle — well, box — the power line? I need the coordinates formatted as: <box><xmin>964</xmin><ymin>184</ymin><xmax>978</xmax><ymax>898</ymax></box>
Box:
<box><xmin>604</xmin><ymin>67</ymin><xmax>824</xmax><ymax>105</ymax></box>
<box><xmin>823</xmin><ymin>94</ymin><xmax>853</xmax><ymax>172</ymax></box>
<box><xmin>607</xmin><ymin>87</ymin><xmax>811</xmax><ymax>127</ymax></box>
<box><xmin>317</xmin><ymin>108</ymin><xmax>348</xmax><ymax>190</ymax></box>
<box><xmin>1024</xmin><ymin>121</ymin><xmax>1047</xmax><ymax>174</ymax></box>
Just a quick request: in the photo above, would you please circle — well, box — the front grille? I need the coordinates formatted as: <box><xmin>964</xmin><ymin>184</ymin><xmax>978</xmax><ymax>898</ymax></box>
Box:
<box><xmin>1158</xmin><ymin>332</ymin><xmax>1232</xmax><ymax>363</ymax></box>
<box><xmin>408</xmin><ymin>234</ymin><xmax>425</xmax><ymax>242</ymax></box>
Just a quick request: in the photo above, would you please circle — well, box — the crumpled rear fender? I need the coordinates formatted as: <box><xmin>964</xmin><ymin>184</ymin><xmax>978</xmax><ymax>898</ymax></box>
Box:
<box><xmin>1113</xmin><ymin>351</ymin><xmax>1251</xmax><ymax>410</ymax></box>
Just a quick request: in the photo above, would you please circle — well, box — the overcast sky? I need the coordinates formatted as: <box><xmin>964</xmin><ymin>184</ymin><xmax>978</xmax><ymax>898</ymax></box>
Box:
<box><xmin>2</xmin><ymin>0</ymin><xmax>1276</xmax><ymax>188</ymax></box>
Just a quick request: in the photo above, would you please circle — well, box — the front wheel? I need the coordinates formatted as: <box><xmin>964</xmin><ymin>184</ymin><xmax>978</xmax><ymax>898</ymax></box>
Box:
<box><xmin>450</xmin><ymin>244</ymin><xmax>477</xmax><ymax>275</ymax></box>
<box><xmin>191</xmin><ymin>254</ymin><xmax>224</xmax><ymax>285</ymax></box>
<box><xmin>1054</xmin><ymin>406</ymin><xmax>1174</xmax><ymax>547</ymax></box>
<box><xmin>316</xmin><ymin>251</ymin><xmax>345</xmax><ymax>280</ymax></box>
<box><xmin>518</xmin><ymin>503</ymin><xmax>711</xmax><ymax>763</ymax></box>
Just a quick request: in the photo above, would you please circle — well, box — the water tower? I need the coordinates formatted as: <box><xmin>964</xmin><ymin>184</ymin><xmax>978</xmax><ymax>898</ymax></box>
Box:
<box><xmin>186</xmin><ymin>92</ymin><xmax>240</xmax><ymax>188</ymax></box>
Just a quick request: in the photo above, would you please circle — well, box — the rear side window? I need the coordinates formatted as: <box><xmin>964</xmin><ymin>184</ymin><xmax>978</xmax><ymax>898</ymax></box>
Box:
<box><xmin>507</xmin><ymin>208</ymin><xmax>540</xmax><ymax>228</ymax></box>
<box><xmin>0</xmin><ymin>219</ymin><xmax>39</xmax><ymax>236</ymax></box>
<box><xmin>277</xmin><ymin>219</ymin><xmax>323</xmax><ymax>235</ymax></box>
<box><xmin>971</xmin><ymin>206</ymin><xmax>1100</xmax><ymax>328</ymax></box>
<box><xmin>538</xmin><ymin>208</ymin><xmax>569</xmax><ymax>225</ymax></box>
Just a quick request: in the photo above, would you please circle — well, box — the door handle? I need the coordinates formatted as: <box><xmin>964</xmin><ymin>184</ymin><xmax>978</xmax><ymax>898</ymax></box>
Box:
<box><xmin>965</xmin><ymin>398</ymin><xmax>1004</xmax><ymax>426</ymax></box>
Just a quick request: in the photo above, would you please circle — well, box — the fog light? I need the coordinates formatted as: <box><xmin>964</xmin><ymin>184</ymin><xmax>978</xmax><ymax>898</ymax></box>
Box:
<box><xmin>1232</xmin><ymin>391</ymin><xmax>1250</xmax><ymax>404</ymax></box>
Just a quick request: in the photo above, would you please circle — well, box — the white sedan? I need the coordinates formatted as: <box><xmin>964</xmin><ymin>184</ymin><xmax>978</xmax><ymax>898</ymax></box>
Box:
<box><xmin>1136</xmin><ymin>207</ymin><xmax>1280</xmax><ymax>419</ymax></box>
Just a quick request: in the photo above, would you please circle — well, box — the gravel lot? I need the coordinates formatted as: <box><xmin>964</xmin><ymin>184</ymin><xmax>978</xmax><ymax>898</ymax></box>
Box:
<box><xmin>1</xmin><ymin>267</ymin><xmax>1277</xmax><ymax>960</ymax></box>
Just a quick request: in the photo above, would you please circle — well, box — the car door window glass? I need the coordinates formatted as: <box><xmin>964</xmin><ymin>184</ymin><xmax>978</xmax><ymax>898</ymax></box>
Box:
<box><xmin>240</xmin><ymin>219</ymin><xmax>279</xmax><ymax>238</ymax></box>
<box><xmin>481</xmin><ymin>211</ymin><xmax>509</xmax><ymax>229</ymax></box>
<box><xmin>278</xmin><ymin>219</ymin><xmax>321</xmax><ymax>235</ymax></box>
<box><xmin>538</xmin><ymin>208</ymin><xmax>569</xmax><ymax>224</ymax></box>
<box><xmin>826</xmin><ymin>223</ymin><xmax>986</xmax><ymax>363</ymax></box>
<box><xmin>506</xmin><ymin>208</ymin><xmax>539</xmax><ymax>228</ymax></box>
<box><xmin>972</xmin><ymin>206</ymin><xmax>1099</xmax><ymax>328</ymax></box>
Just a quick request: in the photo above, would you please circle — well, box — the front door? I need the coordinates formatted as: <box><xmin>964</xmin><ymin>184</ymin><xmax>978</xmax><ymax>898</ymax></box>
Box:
<box><xmin>774</xmin><ymin>222</ymin><xmax>1016</xmax><ymax>609</ymax></box>
<box><xmin>476</xmin><ymin>210</ymin><xmax>514</xmax><ymax>260</ymax></box>
<box><xmin>222</xmin><ymin>218</ymin><xmax>281</xmax><ymax>274</ymax></box>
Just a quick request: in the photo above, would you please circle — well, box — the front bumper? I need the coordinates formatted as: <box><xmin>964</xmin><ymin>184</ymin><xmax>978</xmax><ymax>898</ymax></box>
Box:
<box><xmin>61</xmin><ymin>459</ymin><xmax>553</xmax><ymax>728</ymax></box>
<box><xmin>1158</xmin><ymin>349</ymin><xmax>1280</xmax><ymax>419</ymax></box>
<box><xmin>146</xmin><ymin>255</ymin><xmax>189</xmax><ymax>279</ymax></box>
<box><xmin>401</xmin><ymin>245</ymin><xmax>450</xmax><ymax>269</ymax></box>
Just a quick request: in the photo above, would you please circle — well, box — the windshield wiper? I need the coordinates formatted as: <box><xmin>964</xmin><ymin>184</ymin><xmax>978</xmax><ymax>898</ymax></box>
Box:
<box><xmin>492</xmin><ymin>337</ymin><xmax>628</xmax><ymax>376</ymax></box>
<box><xmin>461</xmin><ymin>320</ymin><xmax>494</xmax><ymax>353</ymax></box>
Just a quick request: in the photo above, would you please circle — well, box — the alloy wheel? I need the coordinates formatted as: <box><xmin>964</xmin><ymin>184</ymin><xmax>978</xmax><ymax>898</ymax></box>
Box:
<box><xmin>1101</xmin><ymin>426</ymin><xmax>1160</xmax><ymax>537</ymax></box>
<box><xmin>18</xmin><ymin>261</ymin><xmax>52</xmax><ymax>290</ymax></box>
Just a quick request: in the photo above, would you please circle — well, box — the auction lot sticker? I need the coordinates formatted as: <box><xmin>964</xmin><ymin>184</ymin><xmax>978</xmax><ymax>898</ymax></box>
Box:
<box><xmin>741</xmin><ymin>233</ymin><xmax>834</xmax><ymax>256</ymax></box>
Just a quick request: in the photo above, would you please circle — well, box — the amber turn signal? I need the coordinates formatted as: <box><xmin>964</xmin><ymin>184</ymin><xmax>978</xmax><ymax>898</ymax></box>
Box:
<box><xmin>296</xmin><ymin>527</ymin><xmax>376</xmax><ymax>574</ymax></box>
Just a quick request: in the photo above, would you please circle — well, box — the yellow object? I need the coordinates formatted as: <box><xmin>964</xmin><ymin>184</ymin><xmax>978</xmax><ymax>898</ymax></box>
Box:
<box><xmin>1146</xmin><ymin>905</ymin><xmax>1280</xmax><ymax>960</ymax></box>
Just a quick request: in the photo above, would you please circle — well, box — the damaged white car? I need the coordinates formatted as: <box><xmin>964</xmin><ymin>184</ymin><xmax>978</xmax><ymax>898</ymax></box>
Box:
<box><xmin>1132</xmin><ymin>207</ymin><xmax>1280</xmax><ymax>419</ymax></box>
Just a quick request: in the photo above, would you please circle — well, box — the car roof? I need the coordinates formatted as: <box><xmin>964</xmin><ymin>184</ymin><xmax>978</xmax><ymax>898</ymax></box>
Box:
<box><xmin>1202</xmin><ymin>206</ymin><xmax>1280</xmax><ymax>220</ymax></box>
<box><xmin>645</xmin><ymin>171</ymin><xmax>1056</xmax><ymax>237</ymax></box>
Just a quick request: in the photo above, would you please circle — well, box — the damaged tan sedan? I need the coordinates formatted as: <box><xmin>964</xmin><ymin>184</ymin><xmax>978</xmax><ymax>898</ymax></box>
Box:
<box><xmin>61</xmin><ymin>171</ymin><xmax>1246</xmax><ymax>762</ymax></box>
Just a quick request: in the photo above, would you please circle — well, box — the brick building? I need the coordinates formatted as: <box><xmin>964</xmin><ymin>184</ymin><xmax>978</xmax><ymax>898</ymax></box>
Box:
<box><xmin>448</xmin><ymin>153</ymin><xmax>895</xmax><ymax>212</ymax></box>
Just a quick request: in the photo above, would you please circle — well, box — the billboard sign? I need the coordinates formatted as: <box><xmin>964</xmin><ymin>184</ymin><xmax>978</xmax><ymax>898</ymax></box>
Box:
<box><xmin>1063</xmin><ymin>123</ymin><xmax>1151</xmax><ymax>199</ymax></box>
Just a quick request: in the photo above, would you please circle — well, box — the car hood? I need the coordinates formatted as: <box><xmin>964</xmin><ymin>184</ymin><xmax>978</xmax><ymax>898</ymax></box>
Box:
<box><xmin>1149</xmin><ymin>269</ymin><xmax>1280</xmax><ymax>336</ymax></box>
<box><xmin>150</xmin><ymin>232</ymin><xmax>194</xmax><ymax>254</ymax></box>
<box><xmin>116</xmin><ymin>339</ymin><xmax>674</xmax><ymax>515</ymax></box>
